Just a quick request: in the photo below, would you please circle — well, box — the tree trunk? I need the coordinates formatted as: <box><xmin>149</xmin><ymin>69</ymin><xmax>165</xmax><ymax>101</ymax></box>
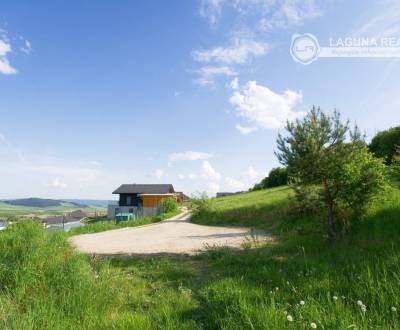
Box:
<box><xmin>323</xmin><ymin>179</ymin><xmax>336</xmax><ymax>239</ymax></box>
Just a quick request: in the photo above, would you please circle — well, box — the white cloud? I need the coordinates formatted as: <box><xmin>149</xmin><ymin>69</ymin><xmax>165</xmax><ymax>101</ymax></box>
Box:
<box><xmin>230</xmin><ymin>80</ymin><xmax>304</xmax><ymax>130</ymax></box>
<box><xmin>199</xmin><ymin>0</ymin><xmax>323</xmax><ymax>31</ymax></box>
<box><xmin>154</xmin><ymin>169</ymin><xmax>164</xmax><ymax>179</ymax></box>
<box><xmin>224</xmin><ymin>166</ymin><xmax>261</xmax><ymax>191</ymax></box>
<box><xmin>199</xmin><ymin>0</ymin><xmax>223</xmax><ymax>27</ymax></box>
<box><xmin>243</xmin><ymin>166</ymin><xmax>259</xmax><ymax>182</ymax></box>
<box><xmin>0</xmin><ymin>39</ymin><xmax>17</xmax><ymax>75</ymax></box>
<box><xmin>168</xmin><ymin>151</ymin><xmax>213</xmax><ymax>163</ymax></box>
<box><xmin>230</xmin><ymin>77</ymin><xmax>239</xmax><ymax>89</ymax></box>
<box><xmin>177</xmin><ymin>174</ymin><xmax>185</xmax><ymax>180</ymax></box>
<box><xmin>235</xmin><ymin>124</ymin><xmax>258</xmax><ymax>135</ymax></box>
<box><xmin>258</xmin><ymin>0</ymin><xmax>321</xmax><ymax>31</ymax></box>
<box><xmin>225</xmin><ymin>177</ymin><xmax>247</xmax><ymax>190</ymax></box>
<box><xmin>47</xmin><ymin>178</ymin><xmax>67</xmax><ymax>189</ymax></box>
<box><xmin>201</xmin><ymin>161</ymin><xmax>221</xmax><ymax>195</ymax></box>
<box><xmin>201</xmin><ymin>160</ymin><xmax>221</xmax><ymax>182</ymax></box>
<box><xmin>89</xmin><ymin>160</ymin><xmax>102</xmax><ymax>166</ymax></box>
<box><xmin>192</xmin><ymin>37</ymin><xmax>268</xmax><ymax>65</ymax></box>
<box><xmin>193</xmin><ymin>66</ymin><xmax>237</xmax><ymax>86</ymax></box>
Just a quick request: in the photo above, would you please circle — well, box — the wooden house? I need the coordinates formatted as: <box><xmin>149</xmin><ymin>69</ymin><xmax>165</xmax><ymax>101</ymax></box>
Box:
<box><xmin>107</xmin><ymin>184</ymin><xmax>176</xmax><ymax>219</ymax></box>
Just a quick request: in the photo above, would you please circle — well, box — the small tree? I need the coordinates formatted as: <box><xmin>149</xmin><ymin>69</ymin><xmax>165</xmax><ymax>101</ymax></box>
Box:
<box><xmin>276</xmin><ymin>106</ymin><xmax>386</xmax><ymax>238</ymax></box>
<box><xmin>157</xmin><ymin>197</ymin><xmax>178</xmax><ymax>214</ymax></box>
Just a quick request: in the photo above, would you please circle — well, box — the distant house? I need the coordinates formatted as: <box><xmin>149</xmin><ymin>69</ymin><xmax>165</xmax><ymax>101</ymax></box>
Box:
<box><xmin>175</xmin><ymin>192</ymin><xmax>190</xmax><ymax>203</ymax></box>
<box><xmin>107</xmin><ymin>184</ymin><xmax>176</xmax><ymax>219</ymax></box>
<box><xmin>216</xmin><ymin>191</ymin><xmax>245</xmax><ymax>198</ymax></box>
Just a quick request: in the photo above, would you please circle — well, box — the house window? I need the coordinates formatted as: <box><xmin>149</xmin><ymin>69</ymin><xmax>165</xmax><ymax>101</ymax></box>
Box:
<box><xmin>126</xmin><ymin>196</ymin><xmax>132</xmax><ymax>205</ymax></box>
<box><xmin>129</xmin><ymin>208</ymin><xmax>134</xmax><ymax>213</ymax></box>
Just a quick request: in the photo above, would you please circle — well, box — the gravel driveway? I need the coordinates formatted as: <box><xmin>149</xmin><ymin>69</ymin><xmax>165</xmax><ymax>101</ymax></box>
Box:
<box><xmin>70</xmin><ymin>211</ymin><xmax>269</xmax><ymax>256</ymax></box>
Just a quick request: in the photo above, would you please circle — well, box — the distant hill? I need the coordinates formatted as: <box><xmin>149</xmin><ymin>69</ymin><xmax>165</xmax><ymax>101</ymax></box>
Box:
<box><xmin>3</xmin><ymin>198</ymin><xmax>88</xmax><ymax>208</ymax></box>
<box><xmin>63</xmin><ymin>199</ymin><xmax>112</xmax><ymax>208</ymax></box>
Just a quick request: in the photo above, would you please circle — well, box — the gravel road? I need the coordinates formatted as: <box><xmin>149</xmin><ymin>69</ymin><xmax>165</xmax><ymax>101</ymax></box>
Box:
<box><xmin>70</xmin><ymin>211</ymin><xmax>269</xmax><ymax>256</ymax></box>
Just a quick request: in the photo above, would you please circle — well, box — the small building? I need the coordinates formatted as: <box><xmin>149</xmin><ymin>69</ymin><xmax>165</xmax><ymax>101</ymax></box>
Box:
<box><xmin>175</xmin><ymin>192</ymin><xmax>191</xmax><ymax>203</ymax></box>
<box><xmin>107</xmin><ymin>184</ymin><xmax>176</xmax><ymax>219</ymax></box>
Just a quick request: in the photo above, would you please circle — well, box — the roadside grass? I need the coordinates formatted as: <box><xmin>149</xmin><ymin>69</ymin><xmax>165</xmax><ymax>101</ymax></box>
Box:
<box><xmin>67</xmin><ymin>209</ymin><xmax>182</xmax><ymax>235</ymax></box>
<box><xmin>1</xmin><ymin>187</ymin><xmax>400</xmax><ymax>328</ymax></box>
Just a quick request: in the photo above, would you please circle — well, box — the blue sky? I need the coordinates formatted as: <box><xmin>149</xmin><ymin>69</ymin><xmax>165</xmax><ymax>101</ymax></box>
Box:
<box><xmin>0</xmin><ymin>0</ymin><xmax>399</xmax><ymax>199</ymax></box>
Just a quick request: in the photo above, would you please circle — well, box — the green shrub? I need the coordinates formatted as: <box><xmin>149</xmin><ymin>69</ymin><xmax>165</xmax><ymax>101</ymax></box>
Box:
<box><xmin>189</xmin><ymin>193</ymin><xmax>214</xmax><ymax>216</ymax></box>
<box><xmin>251</xmin><ymin>167</ymin><xmax>288</xmax><ymax>191</ymax></box>
<box><xmin>369</xmin><ymin>126</ymin><xmax>400</xmax><ymax>164</ymax></box>
<box><xmin>157</xmin><ymin>197</ymin><xmax>178</xmax><ymax>214</ymax></box>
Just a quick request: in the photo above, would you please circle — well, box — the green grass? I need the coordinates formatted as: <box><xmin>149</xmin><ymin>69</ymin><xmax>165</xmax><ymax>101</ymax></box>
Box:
<box><xmin>67</xmin><ymin>209</ymin><xmax>182</xmax><ymax>235</ymax></box>
<box><xmin>192</xmin><ymin>186</ymin><xmax>292</xmax><ymax>230</ymax></box>
<box><xmin>1</xmin><ymin>187</ymin><xmax>400</xmax><ymax>328</ymax></box>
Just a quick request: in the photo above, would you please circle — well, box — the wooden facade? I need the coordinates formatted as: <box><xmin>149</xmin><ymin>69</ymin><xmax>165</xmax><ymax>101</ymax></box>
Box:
<box><xmin>140</xmin><ymin>194</ymin><xmax>176</xmax><ymax>208</ymax></box>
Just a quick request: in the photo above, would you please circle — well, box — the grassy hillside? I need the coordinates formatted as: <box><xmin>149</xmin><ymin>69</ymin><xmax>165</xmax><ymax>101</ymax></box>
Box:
<box><xmin>1</xmin><ymin>186</ymin><xmax>399</xmax><ymax>328</ymax></box>
<box><xmin>192</xmin><ymin>186</ymin><xmax>292</xmax><ymax>229</ymax></box>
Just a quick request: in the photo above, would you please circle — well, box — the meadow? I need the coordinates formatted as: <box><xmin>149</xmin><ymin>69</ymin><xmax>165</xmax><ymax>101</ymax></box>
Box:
<box><xmin>0</xmin><ymin>185</ymin><xmax>399</xmax><ymax>329</ymax></box>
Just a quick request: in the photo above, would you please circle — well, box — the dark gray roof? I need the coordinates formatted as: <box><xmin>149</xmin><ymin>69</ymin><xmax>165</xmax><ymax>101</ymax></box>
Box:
<box><xmin>112</xmin><ymin>184</ymin><xmax>175</xmax><ymax>194</ymax></box>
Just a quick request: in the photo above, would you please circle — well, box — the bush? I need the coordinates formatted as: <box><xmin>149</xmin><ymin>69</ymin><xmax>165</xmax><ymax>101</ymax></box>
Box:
<box><xmin>157</xmin><ymin>197</ymin><xmax>178</xmax><ymax>214</ymax></box>
<box><xmin>369</xmin><ymin>126</ymin><xmax>400</xmax><ymax>164</ymax></box>
<box><xmin>251</xmin><ymin>167</ymin><xmax>288</xmax><ymax>191</ymax></box>
<box><xmin>189</xmin><ymin>193</ymin><xmax>213</xmax><ymax>216</ymax></box>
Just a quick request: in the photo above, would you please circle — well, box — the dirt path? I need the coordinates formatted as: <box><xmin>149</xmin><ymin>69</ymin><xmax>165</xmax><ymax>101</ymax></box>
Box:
<box><xmin>70</xmin><ymin>211</ymin><xmax>270</xmax><ymax>256</ymax></box>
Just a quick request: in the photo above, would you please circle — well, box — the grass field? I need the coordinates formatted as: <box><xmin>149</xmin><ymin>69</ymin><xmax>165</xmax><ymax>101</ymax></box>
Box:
<box><xmin>0</xmin><ymin>186</ymin><xmax>399</xmax><ymax>329</ymax></box>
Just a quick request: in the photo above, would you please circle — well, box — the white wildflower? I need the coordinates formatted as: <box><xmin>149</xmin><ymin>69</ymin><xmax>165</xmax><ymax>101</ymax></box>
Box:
<box><xmin>275</xmin><ymin>287</ymin><xmax>279</xmax><ymax>291</ymax></box>
<box><xmin>357</xmin><ymin>300</ymin><xmax>363</xmax><ymax>306</ymax></box>
<box><xmin>333</xmin><ymin>296</ymin><xmax>338</xmax><ymax>301</ymax></box>
<box><xmin>287</xmin><ymin>315</ymin><xmax>293</xmax><ymax>322</ymax></box>
<box><xmin>391</xmin><ymin>306</ymin><xmax>397</xmax><ymax>312</ymax></box>
<box><xmin>283</xmin><ymin>311</ymin><xmax>288</xmax><ymax>315</ymax></box>
<box><xmin>361</xmin><ymin>304</ymin><xmax>367</xmax><ymax>312</ymax></box>
<box><xmin>311</xmin><ymin>322</ymin><xmax>317</xmax><ymax>329</ymax></box>
<box><xmin>300</xmin><ymin>300</ymin><xmax>305</xmax><ymax>306</ymax></box>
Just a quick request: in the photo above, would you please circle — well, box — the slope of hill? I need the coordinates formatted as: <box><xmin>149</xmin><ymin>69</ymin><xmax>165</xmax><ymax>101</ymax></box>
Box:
<box><xmin>3</xmin><ymin>198</ymin><xmax>87</xmax><ymax>208</ymax></box>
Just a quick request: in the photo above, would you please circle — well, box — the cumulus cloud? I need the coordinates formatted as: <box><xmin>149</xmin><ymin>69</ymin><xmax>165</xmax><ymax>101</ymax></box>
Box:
<box><xmin>0</xmin><ymin>39</ymin><xmax>17</xmax><ymax>75</ymax></box>
<box><xmin>230</xmin><ymin>77</ymin><xmax>239</xmax><ymax>90</ymax></box>
<box><xmin>192</xmin><ymin>37</ymin><xmax>268</xmax><ymax>65</ymax></box>
<box><xmin>225</xmin><ymin>177</ymin><xmax>247</xmax><ymax>190</ymax></box>
<box><xmin>168</xmin><ymin>151</ymin><xmax>213</xmax><ymax>163</ymax></box>
<box><xmin>201</xmin><ymin>161</ymin><xmax>221</xmax><ymax>195</ymax></box>
<box><xmin>224</xmin><ymin>166</ymin><xmax>261</xmax><ymax>191</ymax></box>
<box><xmin>230</xmin><ymin>80</ymin><xmax>304</xmax><ymax>131</ymax></box>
